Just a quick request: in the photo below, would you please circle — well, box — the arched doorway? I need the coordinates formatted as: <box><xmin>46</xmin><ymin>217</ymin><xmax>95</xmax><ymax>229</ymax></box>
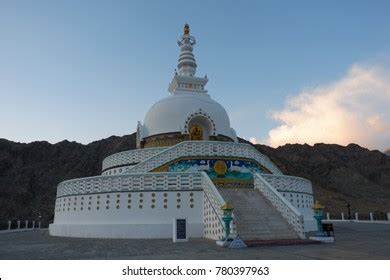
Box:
<box><xmin>187</xmin><ymin>115</ymin><xmax>213</xmax><ymax>141</ymax></box>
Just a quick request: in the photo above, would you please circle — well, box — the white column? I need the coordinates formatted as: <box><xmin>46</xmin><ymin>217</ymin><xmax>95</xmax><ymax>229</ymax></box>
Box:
<box><xmin>32</xmin><ymin>221</ymin><xmax>36</xmax><ymax>229</ymax></box>
<box><xmin>38</xmin><ymin>222</ymin><xmax>41</xmax><ymax>229</ymax></box>
<box><xmin>17</xmin><ymin>221</ymin><xmax>20</xmax><ymax>229</ymax></box>
<box><xmin>387</xmin><ymin>213</ymin><xmax>390</xmax><ymax>221</ymax></box>
<box><xmin>370</xmin><ymin>213</ymin><xmax>374</xmax><ymax>221</ymax></box>
<box><xmin>7</xmin><ymin>221</ymin><xmax>11</xmax><ymax>230</ymax></box>
<box><xmin>355</xmin><ymin>213</ymin><xmax>359</xmax><ymax>220</ymax></box>
<box><xmin>326</xmin><ymin>213</ymin><xmax>330</xmax><ymax>220</ymax></box>
<box><xmin>25</xmin><ymin>220</ymin><xmax>28</xmax><ymax>229</ymax></box>
<box><xmin>341</xmin><ymin>213</ymin><xmax>345</xmax><ymax>220</ymax></box>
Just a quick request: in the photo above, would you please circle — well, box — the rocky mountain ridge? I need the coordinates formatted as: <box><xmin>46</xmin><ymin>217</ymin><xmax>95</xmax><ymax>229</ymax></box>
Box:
<box><xmin>253</xmin><ymin>142</ymin><xmax>390</xmax><ymax>215</ymax></box>
<box><xmin>0</xmin><ymin>134</ymin><xmax>136</xmax><ymax>224</ymax></box>
<box><xmin>0</xmin><ymin>134</ymin><xmax>389</xmax><ymax>223</ymax></box>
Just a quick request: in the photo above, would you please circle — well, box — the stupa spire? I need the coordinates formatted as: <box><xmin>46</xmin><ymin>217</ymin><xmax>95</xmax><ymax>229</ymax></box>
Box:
<box><xmin>168</xmin><ymin>23</ymin><xmax>208</xmax><ymax>95</ymax></box>
<box><xmin>177</xmin><ymin>23</ymin><xmax>197</xmax><ymax>76</ymax></box>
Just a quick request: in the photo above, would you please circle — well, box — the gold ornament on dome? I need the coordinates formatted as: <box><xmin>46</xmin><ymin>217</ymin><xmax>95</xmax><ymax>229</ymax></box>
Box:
<box><xmin>214</xmin><ymin>160</ymin><xmax>228</xmax><ymax>176</ymax></box>
<box><xmin>189</xmin><ymin>125</ymin><xmax>203</xmax><ymax>140</ymax></box>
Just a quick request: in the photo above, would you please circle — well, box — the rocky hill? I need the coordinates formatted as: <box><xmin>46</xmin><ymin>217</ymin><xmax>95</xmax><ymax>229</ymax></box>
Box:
<box><xmin>0</xmin><ymin>134</ymin><xmax>389</xmax><ymax>224</ymax></box>
<box><xmin>253</xmin><ymin>143</ymin><xmax>390</xmax><ymax>216</ymax></box>
<box><xmin>0</xmin><ymin>134</ymin><xmax>136</xmax><ymax>225</ymax></box>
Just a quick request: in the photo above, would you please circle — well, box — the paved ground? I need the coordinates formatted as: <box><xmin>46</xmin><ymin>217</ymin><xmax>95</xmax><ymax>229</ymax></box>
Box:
<box><xmin>0</xmin><ymin>222</ymin><xmax>389</xmax><ymax>259</ymax></box>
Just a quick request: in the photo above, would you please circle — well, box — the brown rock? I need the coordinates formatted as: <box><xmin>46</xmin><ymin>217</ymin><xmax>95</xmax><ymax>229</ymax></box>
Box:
<box><xmin>1</xmin><ymin>135</ymin><xmax>389</xmax><ymax>224</ymax></box>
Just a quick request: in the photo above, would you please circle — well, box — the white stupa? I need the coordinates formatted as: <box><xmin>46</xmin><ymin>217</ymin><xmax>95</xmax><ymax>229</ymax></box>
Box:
<box><xmin>49</xmin><ymin>24</ymin><xmax>316</xmax><ymax>241</ymax></box>
<box><xmin>137</xmin><ymin>24</ymin><xmax>237</xmax><ymax>148</ymax></box>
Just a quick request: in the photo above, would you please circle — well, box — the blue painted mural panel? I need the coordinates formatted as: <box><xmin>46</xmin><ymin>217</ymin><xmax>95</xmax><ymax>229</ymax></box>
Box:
<box><xmin>168</xmin><ymin>159</ymin><xmax>265</xmax><ymax>180</ymax></box>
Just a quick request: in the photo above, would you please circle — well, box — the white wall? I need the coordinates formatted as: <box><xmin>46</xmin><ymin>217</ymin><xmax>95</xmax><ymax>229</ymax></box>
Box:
<box><xmin>51</xmin><ymin>190</ymin><xmax>203</xmax><ymax>239</ymax></box>
<box><xmin>279</xmin><ymin>191</ymin><xmax>316</xmax><ymax>232</ymax></box>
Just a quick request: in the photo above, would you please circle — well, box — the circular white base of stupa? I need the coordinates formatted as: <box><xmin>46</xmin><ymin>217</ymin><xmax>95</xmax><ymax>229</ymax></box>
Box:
<box><xmin>48</xmin><ymin>223</ymin><xmax>203</xmax><ymax>239</ymax></box>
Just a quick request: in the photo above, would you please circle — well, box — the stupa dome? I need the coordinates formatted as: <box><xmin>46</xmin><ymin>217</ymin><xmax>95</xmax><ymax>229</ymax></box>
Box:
<box><xmin>142</xmin><ymin>91</ymin><xmax>237</xmax><ymax>141</ymax></box>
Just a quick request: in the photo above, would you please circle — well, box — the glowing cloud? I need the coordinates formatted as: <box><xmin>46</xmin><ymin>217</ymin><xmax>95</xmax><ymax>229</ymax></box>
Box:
<box><xmin>267</xmin><ymin>64</ymin><xmax>390</xmax><ymax>151</ymax></box>
<box><xmin>249</xmin><ymin>137</ymin><xmax>258</xmax><ymax>144</ymax></box>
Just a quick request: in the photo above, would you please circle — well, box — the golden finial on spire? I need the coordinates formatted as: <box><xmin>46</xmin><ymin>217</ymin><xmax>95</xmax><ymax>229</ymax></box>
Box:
<box><xmin>184</xmin><ymin>23</ymin><xmax>190</xmax><ymax>35</ymax></box>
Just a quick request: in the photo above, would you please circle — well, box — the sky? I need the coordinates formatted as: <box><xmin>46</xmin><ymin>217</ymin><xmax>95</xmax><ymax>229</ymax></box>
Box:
<box><xmin>0</xmin><ymin>0</ymin><xmax>389</xmax><ymax>151</ymax></box>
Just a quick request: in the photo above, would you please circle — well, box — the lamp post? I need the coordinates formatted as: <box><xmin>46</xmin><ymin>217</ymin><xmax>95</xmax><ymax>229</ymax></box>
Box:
<box><xmin>313</xmin><ymin>200</ymin><xmax>325</xmax><ymax>235</ymax></box>
<box><xmin>346</xmin><ymin>202</ymin><xmax>351</xmax><ymax>220</ymax></box>
<box><xmin>38</xmin><ymin>212</ymin><xmax>42</xmax><ymax>229</ymax></box>
<box><xmin>221</xmin><ymin>201</ymin><xmax>234</xmax><ymax>241</ymax></box>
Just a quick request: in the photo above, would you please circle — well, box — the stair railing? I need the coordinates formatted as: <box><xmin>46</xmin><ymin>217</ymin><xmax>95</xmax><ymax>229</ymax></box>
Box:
<box><xmin>254</xmin><ymin>173</ymin><xmax>305</xmax><ymax>238</ymax></box>
<box><xmin>201</xmin><ymin>172</ymin><xmax>228</xmax><ymax>240</ymax></box>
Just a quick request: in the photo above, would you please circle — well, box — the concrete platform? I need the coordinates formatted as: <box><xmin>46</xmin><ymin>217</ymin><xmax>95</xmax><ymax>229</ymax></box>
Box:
<box><xmin>0</xmin><ymin>221</ymin><xmax>389</xmax><ymax>259</ymax></box>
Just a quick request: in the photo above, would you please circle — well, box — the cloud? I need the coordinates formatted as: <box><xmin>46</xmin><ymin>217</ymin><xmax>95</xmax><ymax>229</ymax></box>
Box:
<box><xmin>249</xmin><ymin>137</ymin><xmax>257</xmax><ymax>144</ymax></box>
<box><xmin>267</xmin><ymin>64</ymin><xmax>390</xmax><ymax>151</ymax></box>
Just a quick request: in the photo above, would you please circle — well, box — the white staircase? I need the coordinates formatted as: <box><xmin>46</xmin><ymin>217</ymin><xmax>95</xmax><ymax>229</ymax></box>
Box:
<box><xmin>219</xmin><ymin>188</ymin><xmax>300</xmax><ymax>240</ymax></box>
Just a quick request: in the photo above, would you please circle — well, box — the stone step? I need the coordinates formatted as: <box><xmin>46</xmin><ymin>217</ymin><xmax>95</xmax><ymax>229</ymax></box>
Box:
<box><xmin>245</xmin><ymin>239</ymin><xmax>321</xmax><ymax>247</ymax></box>
<box><xmin>219</xmin><ymin>188</ymin><xmax>300</xmax><ymax>241</ymax></box>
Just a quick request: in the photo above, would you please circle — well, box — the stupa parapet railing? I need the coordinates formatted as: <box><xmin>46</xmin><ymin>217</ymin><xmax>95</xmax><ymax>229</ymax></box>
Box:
<box><xmin>56</xmin><ymin>172</ymin><xmax>203</xmax><ymax>198</ymax></box>
<box><xmin>254</xmin><ymin>173</ymin><xmax>305</xmax><ymax>238</ymax></box>
<box><xmin>260</xmin><ymin>174</ymin><xmax>313</xmax><ymax>194</ymax></box>
<box><xmin>102</xmin><ymin>147</ymin><xmax>166</xmax><ymax>171</ymax></box>
<box><xmin>200</xmin><ymin>172</ymin><xmax>226</xmax><ymax>240</ymax></box>
<box><xmin>124</xmin><ymin>141</ymin><xmax>282</xmax><ymax>175</ymax></box>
